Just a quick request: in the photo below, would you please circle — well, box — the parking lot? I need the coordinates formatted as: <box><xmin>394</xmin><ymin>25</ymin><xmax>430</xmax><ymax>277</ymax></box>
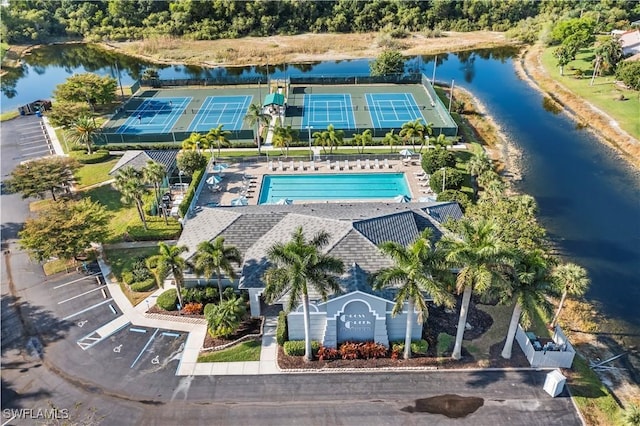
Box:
<box><xmin>8</xmin><ymin>115</ymin><xmax>54</xmax><ymax>163</ymax></box>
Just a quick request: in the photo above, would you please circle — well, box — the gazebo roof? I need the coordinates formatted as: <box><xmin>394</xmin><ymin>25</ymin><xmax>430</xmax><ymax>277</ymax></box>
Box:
<box><xmin>263</xmin><ymin>93</ymin><xmax>285</xmax><ymax>107</ymax></box>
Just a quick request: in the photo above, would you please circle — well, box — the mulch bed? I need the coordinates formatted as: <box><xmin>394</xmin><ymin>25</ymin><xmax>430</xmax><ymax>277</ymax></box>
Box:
<box><xmin>202</xmin><ymin>317</ymin><xmax>263</xmax><ymax>349</ymax></box>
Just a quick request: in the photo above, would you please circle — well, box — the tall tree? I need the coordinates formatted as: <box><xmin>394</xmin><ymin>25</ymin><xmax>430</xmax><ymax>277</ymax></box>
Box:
<box><xmin>312</xmin><ymin>124</ymin><xmax>343</xmax><ymax>154</ymax></box>
<box><xmin>146</xmin><ymin>243</ymin><xmax>188</xmax><ymax>309</ymax></box>
<box><xmin>400</xmin><ymin>119</ymin><xmax>425</xmax><ymax>152</ymax></box>
<box><xmin>6</xmin><ymin>157</ymin><xmax>80</xmax><ymax>201</ymax></box>
<box><xmin>383</xmin><ymin>129</ymin><xmax>401</xmax><ymax>153</ymax></box>
<box><xmin>439</xmin><ymin>219</ymin><xmax>511</xmax><ymax>360</ymax></box>
<box><xmin>244</xmin><ymin>103</ymin><xmax>270</xmax><ymax>154</ymax></box>
<box><xmin>373</xmin><ymin>229</ymin><xmax>455</xmax><ymax>359</ymax></box>
<box><xmin>53</xmin><ymin>73</ymin><xmax>117</xmax><ymax>106</ymax></box>
<box><xmin>370</xmin><ymin>49</ymin><xmax>405</xmax><ymax>76</ymax></box>
<box><xmin>65</xmin><ymin>115</ymin><xmax>100</xmax><ymax>154</ymax></box>
<box><xmin>114</xmin><ymin>166</ymin><xmax>148</xmax><ymax>230</ymax></box>
<box><xmin>549</xmin><ymin>262</ymin><xmax>590</xmax><ymax>329</ymax></box>
<box><xmin>418</xmin><ymin>122</ymin><xmax>434</xmax><ymax>152</ymax></box>
<box><xmin>594</xmin><ymin>36</ymin><xmax>623</xmax><ymax>76</ymax></box>
<box><xmin>176</xmin><ymin>150</ymin><xmax>207</xmax><ymax>176</ymax></box>
<box><xmin>352</xmin><ymin>129</ymin><xmax>373</xmax><ymax>154</ymax></box>
<box><xmin>272</xmin><ymin>124</ymin><xmax>299</xmax><ymax>157</ymax></box>
<box><xmin>193</xmin><ymin>237</ymin><xmax>242</xmax><ymax>304</ymax></box>
<box><xmin>181</xmin><ymin>132</ymin><xmax>207</xmax><ymax>151</ymax></box>
<box><xmin>206</xmin><ymin>124</ymin><xmax>231</xmax><ymax>157</ymax></box>
<box><xmin>19</xmin><ymin>198</ymin><xmax>109</xmax><ymax>262</ymax></box>
<box><xmin>262</xmin><ymin>227</ymin><xmax>345</xmax><ymax>361</ymax></box>
<box><xmin>500</xmin><ymin>250</ymin><xmax>553</xmax><ymax>359</ymax></box>
<box><xmin>143</xmin><ymin>160</ymin><xmax>167</xmax><ymax>223</ymax></box>
<box><xmin>468</xmin><ymin>150</ymin><xmax>492</xmax><ymax>198</ymax></box>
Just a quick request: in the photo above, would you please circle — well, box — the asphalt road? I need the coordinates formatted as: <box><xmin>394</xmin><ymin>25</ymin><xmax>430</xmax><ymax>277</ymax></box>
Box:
<box><xmin>0</xmin><ymin>116</ymin><xmax>583</xmax><ymax>425</ymax></box>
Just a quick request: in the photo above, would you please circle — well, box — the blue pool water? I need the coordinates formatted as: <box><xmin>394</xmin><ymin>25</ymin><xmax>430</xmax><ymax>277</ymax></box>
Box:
<box><xmin>258</xmin><ymin>173</ymin><xmax>411</xmax><ymax>204</ymax></box>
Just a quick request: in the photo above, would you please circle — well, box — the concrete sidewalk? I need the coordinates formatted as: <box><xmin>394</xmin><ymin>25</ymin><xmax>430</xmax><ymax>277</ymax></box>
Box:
<box><xmin>96</xmin><ymin>256</ymin><xmax>280</xmax><ymax>376</ymax></box>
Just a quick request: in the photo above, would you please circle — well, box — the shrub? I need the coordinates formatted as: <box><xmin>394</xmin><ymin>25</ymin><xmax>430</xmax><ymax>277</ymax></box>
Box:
<box><xmin>317</xmin><ymin>346</ymin><xmax>340</xmax><ymax>361</ymax></box>
<box><xmin>411</xmin><ymin>339</ymin><xmax>429</xmax><ymax>355</ymax></box>
<box><xmin>223</xmin><ymin>286</ymin><xmax>235</xmax><ymax>300</ymax></box>
<box><xmin>131</xmin><ymin>257</ymin><xmax>151</xmax><ymax>282</ymax></box>
<box><xmin>69</xmin><ymin>149</ymin><xmax>111</xmax><ymax>164</ymax></box>
<box><xmin>179</xmin><ymin>167</ymin><xmax>205</xmax><ymax>217</ymax></box>
<box><xmin>206</xmin><ymin>296</ymin><xmax>247</xmax><ymax>338</ymax></box>
<box><xmin>156</xmin><ymin>289</ymin><xmax>178</xmax><ymax>311</ymax></box>
<box><xmin>338</xmin><ymin>342</ymin><xmax>360</xmax><ymax>360</ymax></box>
<box><xmin>204</xmin><ymin>286</ymin><xmax>218</xmax><ymax>302</ymax></box>
<box><xmin>121</xmin><ymin>270</ymin><xmax>134</xmax><ymax>285</ymax></box>
<box><xmin>429</xmin><ymin>167</ymin><xmax>464</xmax><ymax>194</ymax></box>
<box><xmin>358</xmin><ymin>342</ymin><xmax>388</xmax><ymax>359</ymax></box>
<box><xmin>283</xmin><ymin>340</ymin><xmax>320</xmax><ymax>357</ymax></box>
<box><xmin>437</xmin><ymin>189</ymin><xmax>472</xmax><ymax>211</ymax></box>
<box><xmin>203</xmin><ymin>303</ymin><xmax>216</xmax><ymax>317</ymax></box>
<box><xmin>421</xmin><ymin>147</ymin><xmax>456</xmax><ymax>174</ymax></box>
<box><xmin>182</xmin><ymin>302</ymin><xmax>203</xmax><ymax>315</ymax></box>
<box><xmin>276</xmin><ymin>311</ymin><xmax>288</xmax><ymax>346</ymax></box>
<box><xmin>130</xmin><ymin>278</ymin><xmax>156</xmax><ymax>292</ymax></box>
<box><xmin>437</xmin><ymin>333</ymin><xmax>454</xmax><ymax>357</ymax></box>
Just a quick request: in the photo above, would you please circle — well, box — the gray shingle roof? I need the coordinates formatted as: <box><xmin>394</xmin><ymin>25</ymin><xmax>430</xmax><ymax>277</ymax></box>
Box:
<box><xmin>176</xmin><ymin>202</ymin><xmax>454</xmax><ymax>297</ymax></box>
<box><xmin>424</xmin><ymin>202</ymin><xmax>464</xmax><ymax>224</ymax></box>
<box><xmin>108</xmin><ymin>150</ymin><xmax>178</xmax><ymax>175</ymax></box>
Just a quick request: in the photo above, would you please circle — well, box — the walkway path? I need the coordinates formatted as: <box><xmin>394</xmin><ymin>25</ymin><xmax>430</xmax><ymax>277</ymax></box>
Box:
<box><xmin>95</xmin><ymin>255</ymin><xmax>278</xmax><ymax>376</ymax></box>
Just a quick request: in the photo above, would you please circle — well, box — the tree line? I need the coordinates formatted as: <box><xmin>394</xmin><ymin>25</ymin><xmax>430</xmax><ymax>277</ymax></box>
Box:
<box><xmin>2</xmin><ymin>0</ymin><xmax>637</xmax><ymax>44</ymax></box>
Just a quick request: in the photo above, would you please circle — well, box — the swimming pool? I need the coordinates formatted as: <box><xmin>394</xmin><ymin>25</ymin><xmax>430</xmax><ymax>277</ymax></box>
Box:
<box><xmin>258</xmin><ymin>173</ymin><xmax>411</xmax><ymax>204</ymax></box>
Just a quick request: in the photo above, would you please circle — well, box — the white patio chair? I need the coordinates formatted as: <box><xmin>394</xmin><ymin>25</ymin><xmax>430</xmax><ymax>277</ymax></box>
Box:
<box><xmin>278</xmin><ymin>160</ymin><xmax>284</xmax><ymax>171</ymax></box>
<box><xmin>299</xmin><ymin>161</ymin><xmax>305</xmax><ymax>171</ymax></box>
<box><xmin>326</xmin><ymin>159</ymin><xmax>331</xmax><ymax>169</ymax></box>
<box><xmin>365</xmin><ymin>159</ymin><xmax>371</xmax><ymax>169</ymax></box>
<box><xmin>290</xmin><ymin>160</ymin><xmax>295</xmax><ymax>171</ymax></box>
<box><xmin>268</xmin><ymin>161</ymin><xmax>274</xmax><ymax>171</ymax></box>
<box><xmin>356</xmin><ymin>159</ymin><xmax>362</xmax><ymax>169</ymax></box>
<box><xmin>344</xmin><ymin>160</ymin><xmax>350</xmax><ymax>170</ymax></box>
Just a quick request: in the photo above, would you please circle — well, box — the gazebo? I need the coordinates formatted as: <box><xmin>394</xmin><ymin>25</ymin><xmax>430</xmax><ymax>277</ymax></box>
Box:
<box><xmin>263</xmin><ymin>93</ymin><xmax>285</xmax><ymax>108</ymax></box>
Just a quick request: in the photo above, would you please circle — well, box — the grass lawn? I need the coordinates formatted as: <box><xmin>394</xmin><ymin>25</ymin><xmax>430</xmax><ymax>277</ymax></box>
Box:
<box><xmin>74</xmin><ymin>157</ymin><xmax>119</xmax><ymax>189</ymax></box>
<box><xmin>466</xmin><ymin>303</ymin><xmax>512</xmax><ymax>360</ymax></box>
<box><xmin>197</xmin><ymin>340</ymin><xmax>262</xmax><ymax>363</ymax></box>
<box><xmin>43</xmin><ymin>258</ymin><xmax>77</xmax><ymax>275</ymax></box>
<box><xmin>0</xmin><ymin>111</ymin><xmax>19</xmax><ymax>121</ymax></box>
<box><xmin>540</xmin><ymin>45</ymin><xmax>640</xmax><ymax>140</ymax></box>
<box><xmin>103</xmin><ymin>246</ymin><xmax>159</xmax><ymax>280</ymax></box>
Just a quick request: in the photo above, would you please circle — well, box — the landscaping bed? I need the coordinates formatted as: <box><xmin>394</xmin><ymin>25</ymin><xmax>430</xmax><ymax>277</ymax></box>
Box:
<box><xmin>202</xmin><ymin>317</ymin><xmax>263</xmax><ymax>349</ymax></box>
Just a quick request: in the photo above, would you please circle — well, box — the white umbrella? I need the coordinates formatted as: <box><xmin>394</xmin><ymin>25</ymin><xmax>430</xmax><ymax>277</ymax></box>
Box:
<box><xmin>275</xmin><ymin>198</ymin><xmax>293</xmax><ymax>205</ymax></box>
<box><xmin>206</xmin><ymin>175</ymin><xmax>223</xmax><ymax>185</ymax></box>
<box><xmin>393</xmin><ymin>195</ymin><xmax>410</xmax><ymax>203</ymax></box>
<box><xmin>212</xmin><ymin>163</ymin><xmax>228</xmax><ymax>172</ymax></box>
<box><xmin>399</xmin><ymin>149</ymin><xmax>414</xmax><ymax>157</ymax></box>
<box><xmin>231</xmin><ymin>197</ymin><xmax>248</xmax><ymax>206</ymax></box>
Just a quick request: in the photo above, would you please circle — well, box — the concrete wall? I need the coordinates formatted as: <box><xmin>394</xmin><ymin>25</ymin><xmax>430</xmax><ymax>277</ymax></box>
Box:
<box><xmin>515</xmin><ymin>325</ymin><xmax>575</xmax><ymax>369</ymax></box>
<box><xmin>287</xmin><ymin>311</ymin><xmax>327</xmax><ymax>342</ymax></box>
<box><xmin>386</xmin><ymin>312</ymin><xmax>422</xmax><ymax>342</ymax></box>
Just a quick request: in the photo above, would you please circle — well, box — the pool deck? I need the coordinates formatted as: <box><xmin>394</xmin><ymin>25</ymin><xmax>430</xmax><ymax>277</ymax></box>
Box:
<box><xmin>196</xmin><ymin>156</ymin><xmax>435</xmax><ymax>208</ymax></box>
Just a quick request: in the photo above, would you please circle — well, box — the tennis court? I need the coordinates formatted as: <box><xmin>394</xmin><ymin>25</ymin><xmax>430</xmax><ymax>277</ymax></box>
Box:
<box><xmin>187</xmin><ymin>95</ymin><xmax>252</xmax><ymax>132</ymax></box>
<box><xmin>116</xmin><ymin>97</ymin><xmax>191</xmax><ymax>135</ymax></box>
<box><xmin>302</xmin><ymin>94</ymin><xmax>356</xmax><ymax>130</ymax></box>
<box><xmin>365</xmin><ymin>93</ymin><xmax>424</xmax><ymax>129</ymax></box>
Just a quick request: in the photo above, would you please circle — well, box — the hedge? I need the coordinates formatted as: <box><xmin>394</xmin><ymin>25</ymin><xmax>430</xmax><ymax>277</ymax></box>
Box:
<box><xmin>179</xmin><ymin>167</ymin><xmax>205</xmax><ymax>217</ymax></box>
<box><xmin>283</xmin><ymin>340</ymin><xmax>320</xmax><ymax>356</ymax></box>
<box><xmin>157</xmin><ymin>289</ymin><xmax>178</xmax><ymax>311</ymax></box>
<box><xmin>130</xmin><ymin>278</ymin><xmax>156</xmax><ymax>292</ymax></box>
<box><xmin>69</xmin><ymin>149</ymin><xmax>111</xmax><ymax>164</ymax></box>
<box><xmin>391</xmin><ymin>339</ymin><xmax>429</xmax><ymax>355</ymax></box>
<box><xmin>276</xmin><ymin>311</ymin><xmax>288</xmax><ymax>346</ymax></box>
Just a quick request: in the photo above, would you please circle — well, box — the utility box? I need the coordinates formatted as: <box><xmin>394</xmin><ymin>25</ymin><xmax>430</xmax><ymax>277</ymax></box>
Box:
<box><xmin>543</xmin><ymin>369</ymin><xmax>566</xmax><ymax>397</ymax></box>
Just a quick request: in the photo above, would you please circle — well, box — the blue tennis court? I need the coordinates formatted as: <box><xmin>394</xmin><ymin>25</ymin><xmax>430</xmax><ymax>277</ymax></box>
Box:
<box><xmin>187</xmin><ymin>95</ymin><xmax>252</xmax><ymax>132</ymax></box>
<box><xmin>116</xmin><ymin>97</ymin><xmax>191</xmax><ymax>134</ymax></box>
<box><xmin>302</xmin><ymin>94</ymin><xmax>355</xmax><ymax>130</ymax></box>
<box><xmin>365</xmin><ymin>93</ymin><xmax>425</xmax><ymax>128</ymax></box>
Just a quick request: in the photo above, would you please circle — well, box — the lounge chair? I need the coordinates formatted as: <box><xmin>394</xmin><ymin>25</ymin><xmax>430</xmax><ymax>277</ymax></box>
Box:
<box><xmin>365</xmin><ymin>159</ymin><xmax>371</xmax><ymax>169</ymax></box>
<box><xmin>299</xmin><ymin>161</ymin><xmax>305</xmax><ymax>171</ymax></box>
<box><xmin>326</xmin><ymin>159</ymin><xmax>331</xmax><ymax>170</ymax></box>
<box><xmin>344</xmin><ymin>160</ymin><xmax>350</xmax><ymax>170</ymax></box>
<box><xmin>309</xmin><ymin>161</ymin><xmax>316</xmax><ymax>171</ymax></box>
<box><xmin>290</xmin><ymin>161</ymin><xmax>295</xmax><ymax>171</ymax></box>
<box><xmin>268</xmin><ymin>161</ymin><xmax>274</xmax><ymax>171</ymax></box>
<box><xmin>384</xmin><ymin>158</ymin><xmax>392</xmax><ymax>169</ymax></box>
<box><xmin>278</xmin><ymin>160</ymin><xmax>284</xmax><ymax>171</ymax></box>
<box><xmin>356</xmin><ymin>159</ymin><xmax>362</xmax><ymax>169</ymax></box>
<box><xmin>374</xmin><ymin>159</ymin><xmax>380</xmax><ymax>169</ymax></box>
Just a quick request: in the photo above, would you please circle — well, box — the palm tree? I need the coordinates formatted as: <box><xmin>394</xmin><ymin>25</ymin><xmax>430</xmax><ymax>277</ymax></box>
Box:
<box><xmin>325</xmin><ymin>124</ymin><xmax>344</xmax><ymax>154</ymax></box>
<box><xmin>468</xmin><ymin>151</ymin><xmax>492</xmax><ymax>198</ymax></box>
<box><xmin>432</xmin><ymin>133</ymin><xmax>451</xmax><ymax>150</ymax></box>
<box><xmin>193</xmin><ymin>237</ymin><xmax>242</xmax><ymax>304</ymax></box>
<box><xmin>143</xmin><ymin>160</ymin><xmax>167</xmax><ymax>224</ymax></box>
<box><xmin>114</xmin><ymin>166</ymin><xmax>148</xmax><ymax>230</ymax></box>
<box><xmin>262</xmin><ymin>227</ymin><xmax>345</xmax><ymax>361</ymax></box>
<box><xmin>353</xmin><ymin>129</ymin><xmax>373</xmax><ymax>154</ymax></box>
<box><xmin>500</xmin><ymin>250</ymin><xmax>553</xmax><ymax>359</ymax></box>
<box><xmin>244</xmin><ymin>103</ymin><xmax>270</xmax><ymax>154</ymax></box>
<box><xmin>418</xmin><ymin>122</ymin><xmax>434</xmax><ymax>152</ymax></box>
<box><xmin>181</xmin><ymin>132</ymin><xmax>207</xmax><ymax>152</ymax></box>
<box><xmin>272</xmin><ymin>124</ymin><xmax>299</xmax><ymax>157</ymax></box>
<box><xmin>438</xmin><ymin>219</ymin><xmax>512</xmax><ymax>360</ymax></box>
<box><xmin>146</xmin><ymin>242</ymin><xmax>188</xmax><ymax>309</ymax></box>
<box><xmin>206</xmin><ymin>124</ymin><xmax>231</xmax><ymax>157</ymax></box>
<box><xmin>382</xmin><ymin>129</ymin><xmax>400</xmax><ymax>153</ymax></box>
<box><xmin>65</xmin><ymin>115</ymin><xmax>100</xmax><ymax>154</ymax></box>
<box><xmin>373</xmin><ymin>229</ymin><xmax>455</xmax><ymax>359</ymax></box>
<box><xmin>549</xmin><ymin>262</ymin><xmax>590</xmax><ymax>329</ymax></box>
<box><xmin>400</xmin><ymin>119</ymin><xmax>425</xmax><ymax>152</ymax></box>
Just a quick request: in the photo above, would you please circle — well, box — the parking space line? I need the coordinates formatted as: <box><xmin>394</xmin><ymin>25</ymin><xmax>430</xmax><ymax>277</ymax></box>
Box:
<box><xmin>57</xmin><ymin>287</ymin><xmax>103</xmax><ymax>304</ymax></box>
<box><xmin>162</xmin><ymin>332</ymin><xmax>180</xmax><ymax>338</ymax></box>
<box><xmin>130</xmin><ymin>328</ymin><xmax>159</xmax><ymax>368</ymax></box>
<box><xmin>20</xmin><ymin>145</ymin><xmax>49</xmax><ymax>151</ymax></box>
<box><xmin>53</xmin><ymin>273</ymin><xmax>100</xmax><ymax>289</ymax></box>
<box><xmin>77</xmin><ymin>320</ymin><xmax>130</xmax><ymax>351</ymax></box>
<box><xmin>108</xmin><ymin>304</ymin><xmax>117</xmax><ymax>314</ymax></box>
<box><xmin>62</xmin><ymin>299</ymin><xmax>113</xmax><ymax>320</ymax></box>
<box><xmin>130</xmin><ymin>328</ymin><xmax>147</xmax><ymax>333</ymax></box>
